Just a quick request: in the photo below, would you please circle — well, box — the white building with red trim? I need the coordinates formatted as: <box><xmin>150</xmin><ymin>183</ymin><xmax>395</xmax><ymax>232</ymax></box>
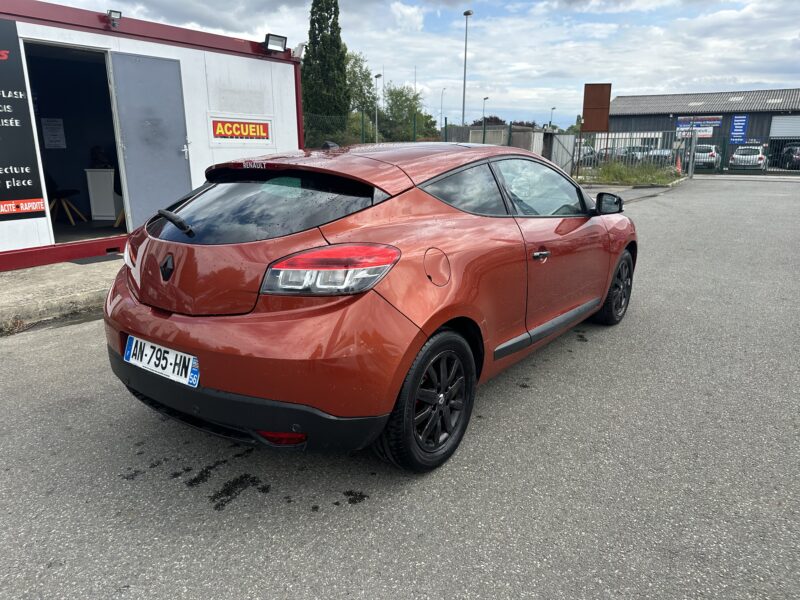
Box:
<box><xmin>0</xmin><ymin>0</ymin><xmax>303</xmax><ymax>271</ymax></box>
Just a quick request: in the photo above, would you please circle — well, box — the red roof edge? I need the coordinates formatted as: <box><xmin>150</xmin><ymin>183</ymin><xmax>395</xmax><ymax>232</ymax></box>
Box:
<box><xmin>0</xmin><ymin>0</ymin><xmax>296</xmax><ymax>64</ymax></box>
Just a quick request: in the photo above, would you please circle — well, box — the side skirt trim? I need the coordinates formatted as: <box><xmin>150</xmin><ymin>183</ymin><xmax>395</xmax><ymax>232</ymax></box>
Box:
<box><xmin>492</xmin><ymin>298</ymin><xmax>601</xmax><ymax>361</ymax></box>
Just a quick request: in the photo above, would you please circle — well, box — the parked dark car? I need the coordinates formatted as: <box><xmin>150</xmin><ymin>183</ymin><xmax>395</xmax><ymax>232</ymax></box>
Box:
<box><xmin>646</xmin><ymin>148</ymin><xmax>675</xmax><ymax>166</ymax></box>
<box><xmin>779</xmin><ymin>145</ymin><xmax>800</xmax><ymax>170</ymax></box>
<box><xmin>575</xmin><ymin>144</ymin><xmax>597</xmax><ymax>167</ymax></box>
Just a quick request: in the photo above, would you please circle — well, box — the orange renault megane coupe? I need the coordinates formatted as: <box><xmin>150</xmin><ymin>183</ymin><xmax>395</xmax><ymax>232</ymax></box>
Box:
<box><xmin>105</xmin><ymin>143</ymin><xmax>637</xmax><ymax>471</ymax></box>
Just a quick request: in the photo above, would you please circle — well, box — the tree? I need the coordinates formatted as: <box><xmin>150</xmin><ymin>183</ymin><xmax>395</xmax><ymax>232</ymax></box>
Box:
<box><xmin>470</xmin><ymin>115</ymin><xmax>506</xmax><ymax>127</ymax></box>
<box><xmin>565</xmin><ymin>114</ymin><xmax>582</xmax><ymax>135</ymax></box>
<box><xmin>511</xmin><ymin>119</ymin><xmax>537</xmax><ymax>129</ymax></box>
<box><xmin>346</xmin><ymin>51</ymin><xmax>377</xmax><ymax>113</ymax></box>
<box><xmin>378</xmin><ymin>83</ymin><xmax>438</xmax><ymax>142</ymax></box>
<box><xmin>302</xmin><ymin>0</ymin><xmax>350</xmax><ymax>117</ymax></box>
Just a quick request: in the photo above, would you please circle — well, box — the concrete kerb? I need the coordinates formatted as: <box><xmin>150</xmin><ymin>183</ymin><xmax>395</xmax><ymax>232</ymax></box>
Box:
<box><xmin>0</xmin><ymin>258</ymin><xmax>122</xmax><ymax>335</ymax></box>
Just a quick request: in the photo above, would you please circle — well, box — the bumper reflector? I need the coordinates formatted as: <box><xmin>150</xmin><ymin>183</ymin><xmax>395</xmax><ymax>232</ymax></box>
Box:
<box><xmin>257</xmin><ymin>431</ymin><xmax>308</xmax><ymax>445</ymax></box>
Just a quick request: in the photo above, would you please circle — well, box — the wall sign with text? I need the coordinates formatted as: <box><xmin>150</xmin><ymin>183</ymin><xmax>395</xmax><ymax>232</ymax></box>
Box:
<box><xmin>729</xmin><ymin>115</ymin><xmax>749</xmax><ymax>145</ymax></box>
<box><xmin>208</xmin><ymin>114</ymin><xmax>274</xmax><ymax>147</ymax></box>
<box><xmin>0</xmin><ymin>20</ymin><xmax>46</xmax><ymax>222</ymax></box>
<box><xmin>677</xmin><ymin>115</ymin><xmax>722</xmax><ymax>128</ymax></box>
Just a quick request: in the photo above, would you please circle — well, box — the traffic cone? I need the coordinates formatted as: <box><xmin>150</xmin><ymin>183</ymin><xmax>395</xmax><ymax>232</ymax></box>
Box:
<box><xmin>676</xmin><ymin>153</ymin><xmax>682</xmax><ymax>174</ymax></box>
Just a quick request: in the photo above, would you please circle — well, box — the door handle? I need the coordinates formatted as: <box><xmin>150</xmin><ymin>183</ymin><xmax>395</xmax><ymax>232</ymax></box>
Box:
<box><xmin>532</xmin><ymin>250</ymin><xmax>550</xmax><ymax>260</ymax></box>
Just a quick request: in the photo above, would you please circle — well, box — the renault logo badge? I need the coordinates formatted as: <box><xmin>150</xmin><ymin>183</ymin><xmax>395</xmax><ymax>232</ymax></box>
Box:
<box><xmin>160</xmin><ymin>254</ymin><xmax>174</xmax><ymax>281</ymax></box>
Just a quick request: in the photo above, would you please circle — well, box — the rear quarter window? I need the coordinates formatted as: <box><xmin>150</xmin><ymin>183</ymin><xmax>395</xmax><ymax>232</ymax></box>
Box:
<box><xmin>148</xmin><ymin>170</ymin><xmax>379</xmax><ymax>244</ymax></box>
<box><xmin>422</xmin><ymin>163</ymin><xmax>507</xmax><ymax>216</ymax></box>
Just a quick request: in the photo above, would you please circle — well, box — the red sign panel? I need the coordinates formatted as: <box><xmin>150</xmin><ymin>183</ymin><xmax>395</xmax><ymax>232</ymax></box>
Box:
<box><xmin>212</xmin><ymin>119</ymin><xmax>270</xmax><ymax>140</ymax></box>
<box><xmin>0</xmin><ymin>198</ymin><xmax>45</xmax><ymax>215</ymax></box>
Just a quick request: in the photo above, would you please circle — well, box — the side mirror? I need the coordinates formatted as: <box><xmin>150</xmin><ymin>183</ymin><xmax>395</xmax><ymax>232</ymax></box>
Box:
<box><xmin>596</xmin><ymin>192</ymin><xmax>623</xmax><ymax>214</ymax></box>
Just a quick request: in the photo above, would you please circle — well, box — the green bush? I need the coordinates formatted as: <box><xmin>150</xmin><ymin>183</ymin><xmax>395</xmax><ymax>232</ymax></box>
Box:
<box><xmin>586</xmin><ymin>161</ymin><xmax>681</xmax><ymax>185</ymax></box>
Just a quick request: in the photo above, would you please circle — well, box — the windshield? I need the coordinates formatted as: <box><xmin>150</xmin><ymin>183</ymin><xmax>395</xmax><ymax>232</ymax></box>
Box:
<box><xmin>148</xmin><ymin>171</ymin><xmax>377</xmax><ymax>245</ymax></box>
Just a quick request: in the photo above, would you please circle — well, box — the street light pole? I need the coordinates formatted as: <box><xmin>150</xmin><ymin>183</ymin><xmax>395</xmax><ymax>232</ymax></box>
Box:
<box><xmin>440</xmin><ymin>87</ymin><xmax>446</xmax><ymax>131</ymax></box>
<box><xmin>482</xmin><ymin>96</ymin><xmax>489</xmax><ymax>144</ymax></box>
<box><xmin>374</xmin><ymin>73</ymin><xmax>382</xmax><ymax>144</ymax></box>
<box><xmin>461</xmin><ymin>10</ymin><xmax>473</xmax><ymax>126</ymax></box>
<box><xmin>549</xmin><ymin>106</ymin><xmax>556</xmax><ymax>129</ymax></box>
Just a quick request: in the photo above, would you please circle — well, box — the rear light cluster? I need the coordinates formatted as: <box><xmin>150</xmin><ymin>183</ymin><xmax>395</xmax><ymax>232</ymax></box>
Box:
<box><xmin>123</xmin><ymin>239</ymin><xmax>137</xmax><ymax>269</ymax></box>
<box><xmin>261</xmin><ymin>244</ymin><xmax>401</xmax><ymax>296</ymax></box>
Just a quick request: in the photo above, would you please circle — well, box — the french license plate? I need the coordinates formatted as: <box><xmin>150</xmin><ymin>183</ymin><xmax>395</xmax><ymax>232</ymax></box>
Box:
<box><xmin>124</xmin><ymin>335</ymin><xmax>200</xmax><ymax>388</ymax></box>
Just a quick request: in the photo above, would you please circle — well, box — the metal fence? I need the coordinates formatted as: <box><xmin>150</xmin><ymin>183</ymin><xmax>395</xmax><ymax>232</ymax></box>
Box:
<box><xmin>572</xmin><ymin>131</ymin><xmax>693</xmax><ymax>183</ymax></box>
<box><xmin>608</xmin><ymin>125</ymin><xmax>800</xmax><ymax>176</ymax></box>
<box><xmin>304</xmin><ymin>116</ymin><xmax>767</xmax><ymax>184</ymax></box>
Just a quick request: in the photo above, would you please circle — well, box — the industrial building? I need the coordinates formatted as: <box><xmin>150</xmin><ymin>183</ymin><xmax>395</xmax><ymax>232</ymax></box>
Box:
<box><xmin>608</xmin><ymin>88</ymin><xmax>800</xmax><ymax>173</ymax></box>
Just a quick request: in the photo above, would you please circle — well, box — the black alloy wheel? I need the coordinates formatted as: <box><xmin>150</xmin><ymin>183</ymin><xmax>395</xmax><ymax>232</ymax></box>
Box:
<box><xmin>610</xmin><ymin>257</ymin><xmax>633</xmax><ymax>319</ymax></box>
<box><xmin>375</xmin><ymin>330</ymin><xmax>476</xmax><ymax>472</ymax></box>
<box><xmin>413</xmin><ymin>351</ymin><xmax>466</xmax><ymax>452</ymax></box>
<box><xmin>592</xmin><ymin>249</ymin><xmax>634</xmax><ymax>326</ymax></box>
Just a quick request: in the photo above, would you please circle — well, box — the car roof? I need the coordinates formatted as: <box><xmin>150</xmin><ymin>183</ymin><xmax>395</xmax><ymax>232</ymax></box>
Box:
<box><xmin>206</xmin><ymin>143</ymin><xmax>543</xmax><ymax>196</ymax></box>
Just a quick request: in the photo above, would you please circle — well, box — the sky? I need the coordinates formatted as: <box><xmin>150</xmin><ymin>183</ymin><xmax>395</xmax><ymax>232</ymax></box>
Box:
<box><xmin>56</xmin><ymin>0</ymin><xmax>800</xmax><ymax>128</ymax></box>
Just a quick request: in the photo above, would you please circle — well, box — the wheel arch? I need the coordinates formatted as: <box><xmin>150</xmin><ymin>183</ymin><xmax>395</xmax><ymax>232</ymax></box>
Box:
<box><xmin>435</xmin><ymin>316</ymin><xmax>485</xmax><ymax>381</ymax></box>
<box><xmin>625</xmin><ymin>240</ymin><xmax>638</xmax><ymax>268</ymax></box>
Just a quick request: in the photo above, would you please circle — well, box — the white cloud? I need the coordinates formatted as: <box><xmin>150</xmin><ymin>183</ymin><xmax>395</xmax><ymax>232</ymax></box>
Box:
<box><xmin>390</xmin><ymin>2</ymin><xmax>427</xmax><ymax>31</ymax></box>
<box><xmin>50</xmin><ymin>0</ymin><xmax>800</xmax><ymax>126</ymax></box>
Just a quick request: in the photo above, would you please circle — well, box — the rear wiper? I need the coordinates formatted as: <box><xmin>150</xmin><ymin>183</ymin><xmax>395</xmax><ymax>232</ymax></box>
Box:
<box><xmin>157</xmin><ymin>209</ymin><xmax>194</xmax><ymax>237</ymax></box>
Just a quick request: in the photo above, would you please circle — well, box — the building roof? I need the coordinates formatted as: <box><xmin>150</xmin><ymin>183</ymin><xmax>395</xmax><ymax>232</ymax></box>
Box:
<box><xmin>610</xmin><ymin>89</ymin><xmax>800</xmax><ymax>116</ymax></box>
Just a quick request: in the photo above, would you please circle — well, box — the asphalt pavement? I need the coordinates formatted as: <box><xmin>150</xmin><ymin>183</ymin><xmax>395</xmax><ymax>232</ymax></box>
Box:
<box><xmin>0</xmin><ymin>178</ymin><xmax>798</xmax><ymax>599</ymax></box>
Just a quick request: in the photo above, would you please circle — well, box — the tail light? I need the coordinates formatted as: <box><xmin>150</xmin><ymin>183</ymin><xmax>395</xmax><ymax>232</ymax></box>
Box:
<box><xmin>262</xmin><ymin>243</ymin><xmax>401</xmax><ymax>296</ymax></box>
<box><xmin>709</xmin><ymin>152</ymin><xmax>716</xmax><ymax>158</ymax></box>
<box><xmin>123</xmin><ymin>239</ymin><xmax>137</xmax><ymax>269</ymax></box>
<box><xmin>758</xmin><ymin>155</ymin><xmax>764</xmax><ymax>162</ymax></box>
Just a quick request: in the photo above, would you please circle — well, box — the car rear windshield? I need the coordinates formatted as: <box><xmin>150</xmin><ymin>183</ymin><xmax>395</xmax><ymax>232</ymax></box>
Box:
<box><xmin>735</xmin><ymin>148</ymin><xmax>760</xmax><ymax>155</ymax></box>
<box><xmin>696</xmin><ymin>145</ymin><xmax>713</xmax><ymax>152</ymax></box>
<box><xmin>148</xmin><ymin>170</ymin><xmax>381</xmax><ymax>245</ymax></box>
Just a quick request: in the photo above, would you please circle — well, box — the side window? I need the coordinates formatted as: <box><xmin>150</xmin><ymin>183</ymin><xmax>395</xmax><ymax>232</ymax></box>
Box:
<box><xmin>423</xmin><ymin>163</ymin><xmax>507</xmax><ymax>216</ymax></box>
<box><xmin>494</xmin><ymin>159</ymin><xmax>584</xmax><ymax>217</ymax></box>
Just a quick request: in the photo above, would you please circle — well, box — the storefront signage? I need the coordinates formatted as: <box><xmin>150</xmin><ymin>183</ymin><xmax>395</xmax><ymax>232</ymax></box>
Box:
<box><xmin>677</xmin><ymin>115</ymin><xmax>722</xmax><ymax>128</ymax></box>
<box><xmin>210</xmin><ymin>117</ymin><xmax>271</xmax><ymax>142</ymax></box>
<box><xmin>0</xmin><ymin>20</ymin><xmax>45</xmax><ymax>222</ymax></box>
<box><xmin>676</xmin><ymin>126</ymin><xmax>713</xmax><ymax>139</ymax></box>
<box><xmin>729</xmin><ymin>114</ymin><xmax>748</xmax><ymax>144</ymax></box>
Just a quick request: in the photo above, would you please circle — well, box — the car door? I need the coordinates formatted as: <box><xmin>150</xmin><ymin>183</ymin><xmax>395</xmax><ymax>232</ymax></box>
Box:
<box><xmin>491</xmin><ymin>157</ymin><xmax>610</xmax><ymax>335</ymax></box>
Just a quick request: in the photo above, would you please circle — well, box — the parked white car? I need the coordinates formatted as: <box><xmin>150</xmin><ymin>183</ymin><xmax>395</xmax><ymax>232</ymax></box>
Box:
<box><xmin>729</xmin><ymin>146</ymin><xmax>767</xmax><ymax>171</ymax></box>
<box><xmin>694</xmin><ymin>145</ymin><xmax>722</xmax><ymax>171</ymax></box>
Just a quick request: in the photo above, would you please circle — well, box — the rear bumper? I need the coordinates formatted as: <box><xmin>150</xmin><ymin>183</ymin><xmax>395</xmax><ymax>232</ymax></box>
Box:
<box><xmin>104</xmin><ymin>267</ymin><xmax>425</xmax><ymax>418</ymax></box>
<box><xmin>109</xmin><ymin>347</ymin><xmax>389</xmax><ymax>450</ymax></box>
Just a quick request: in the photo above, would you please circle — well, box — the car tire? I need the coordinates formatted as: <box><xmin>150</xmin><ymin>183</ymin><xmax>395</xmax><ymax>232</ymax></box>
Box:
<box><xmin>592</xmin><ymin>249</ymin><xmax>634</xmax><ymax>326</ymax></box>
<box><xmin>374</xmin><ymin>330</ymin><xmax>476</xmax><ymax>472</ymax></box>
